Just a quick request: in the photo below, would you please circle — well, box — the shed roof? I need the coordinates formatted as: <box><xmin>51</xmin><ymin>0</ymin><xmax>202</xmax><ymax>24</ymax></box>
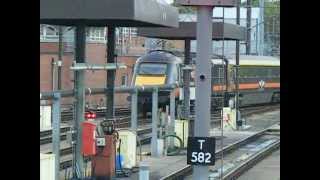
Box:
<box><xmin>137</xmin><ymin>21</ymin><xmax>246</xmax><ymax>40</ymax></box>
<box><xmin>40</xmin><ymin>0</ymin><xmax>179</xmax><ymax>27</ymax></box>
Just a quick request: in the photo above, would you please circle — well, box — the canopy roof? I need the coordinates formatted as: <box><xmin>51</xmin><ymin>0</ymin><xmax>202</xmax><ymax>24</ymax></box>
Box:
<box><xmin>40</xmin><ymin>0</ymin><xmax>179</xmax><ymax>27</ymax></box>
<box><xmin>137</xmin><ymin>21</ymin><xmax>246</xmax><ymax>40</ymax></box>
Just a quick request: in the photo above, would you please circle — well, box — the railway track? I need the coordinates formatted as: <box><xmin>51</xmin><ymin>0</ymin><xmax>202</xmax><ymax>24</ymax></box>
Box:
<box><xmin>41</xmin><ymin>103</ymin><xmax>279</xmax><ymax>172</ymax></box>
<box><xmin>160</xmin><ymin>123</ymin><xmax>280</xmax><ymax>180</ymax></box>
<box><xmin>59</xmin><ymin>103</ymin><xmax>279</xmax><ymax>123</ymax></box>
<box><xmin>60</xmin><ymin>107</ymin><xmax>131</xmax><ymax>122</ymax></box>
<box><xmin>41</xmin><ymin>103</ymin><xmax>279</xmax><ymax>145</ymax></box>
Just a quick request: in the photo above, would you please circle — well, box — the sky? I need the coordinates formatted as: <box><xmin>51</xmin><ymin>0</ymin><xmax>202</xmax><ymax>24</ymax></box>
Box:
<box><xmin>163</xmin><ymin>0</ymin><xmax>280</xmax><ymax>4</ymax></box>
<box><xmin>164</xmin><ymin>0</ymin><xmax>250</xmax><ymax>4</ymax></box>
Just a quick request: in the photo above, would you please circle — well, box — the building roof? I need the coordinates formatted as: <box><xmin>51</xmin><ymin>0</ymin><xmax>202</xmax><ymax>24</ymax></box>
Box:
<box><xmin>40</xmin><ymin>0</ymin><xmax>179</xmax><ymax>27</ymax></box>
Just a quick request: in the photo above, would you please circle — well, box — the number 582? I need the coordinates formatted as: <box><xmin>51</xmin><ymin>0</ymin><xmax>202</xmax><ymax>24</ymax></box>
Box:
<box><xmin>191</xmin><ymin>152</ymin><xmax>211</xmax><ymax>163</ymax></box>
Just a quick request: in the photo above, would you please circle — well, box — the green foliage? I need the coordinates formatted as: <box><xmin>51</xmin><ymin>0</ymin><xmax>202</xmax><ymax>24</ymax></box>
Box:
<box><xmin>240</xmin><ymin>0</ymin><xmax>280</xmax><ymax>17</ymax></box>
<box><xmin>172</xmin><ymin>0</ymin><xmax>196</xmax><ymax>14</ymax></box>
<box><xmin>241</xmin><ymin>0</ymin><xmax>259</xmax><ymax>7</ymax></box>
<box><xmin>265</xmin><ymin>1</ymin><xmax>280</xmax><ymax>18</ymax></box>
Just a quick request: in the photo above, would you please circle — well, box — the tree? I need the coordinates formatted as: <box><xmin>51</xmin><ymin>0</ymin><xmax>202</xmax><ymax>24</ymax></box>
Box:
<box><xmin>172</xmin><ymin>0</ymin><xmax>196</xmax><ymax>14</ymax></box>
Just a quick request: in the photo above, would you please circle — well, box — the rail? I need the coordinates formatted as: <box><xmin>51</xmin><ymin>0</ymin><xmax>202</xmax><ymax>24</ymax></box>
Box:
<box><xmin>160</xmin><ymin>123</ymin><xmax>280</xmax><ymax>179</ymax></box>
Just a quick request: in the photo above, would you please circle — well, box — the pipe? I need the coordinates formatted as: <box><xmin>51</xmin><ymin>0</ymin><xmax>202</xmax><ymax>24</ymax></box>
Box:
<box><xmin>163</xmin><ymin>134</ymin><xmax>183</xmax><ymax>156</ymax></box>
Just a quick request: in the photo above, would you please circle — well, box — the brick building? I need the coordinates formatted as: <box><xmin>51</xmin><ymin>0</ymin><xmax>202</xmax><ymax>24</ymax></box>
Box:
<box><xmin>40</xmin><ymin>25</ymin><xmax>145</xmax><ymax>107</ymax></box>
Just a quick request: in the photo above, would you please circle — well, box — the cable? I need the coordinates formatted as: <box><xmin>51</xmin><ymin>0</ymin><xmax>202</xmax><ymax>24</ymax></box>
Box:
<box><xmin>220</xmin><ymin>7</ymin><xmax>225</xmax><ymax>180</ymax></box>
<box><xmin>64</xmin><ymin>168</ymin><xmax>68</xmax><ymax>180</ymax></box>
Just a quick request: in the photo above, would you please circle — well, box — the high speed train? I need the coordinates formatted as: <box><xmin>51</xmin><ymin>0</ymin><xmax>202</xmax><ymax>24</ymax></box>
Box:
<box><xmin>130</xmin><ymin>50</ymin><xmax>280</xmax><ymax>114</ymax></box>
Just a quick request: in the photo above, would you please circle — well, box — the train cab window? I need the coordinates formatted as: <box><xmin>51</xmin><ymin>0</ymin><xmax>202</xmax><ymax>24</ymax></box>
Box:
<box><xmin>272</xmin><ymin>67</ymin><xmax>280</xmax><ymax>77</ymax></box>
<box><xmin>256</xmin><ymin>68</ymin><xmax>267</xmax><ymax>78</ymax></box>
<box><xmin>138</xmin><ymin>63</ymin><xmax>167</xmax><ymax>75</ymax></box>
<box><xmin>239</xmin><ymin>67</ymin><xmax>250</xmax><ymax>78</ymax></box>
<box><xmin>171</xmin><ymin>64</ymin><xmax>178</xmax><ymax>82</ymax></box>
<box><xmin>177</xmin><ymin>64</ymin><xmax>181</xmax><ymax>82</ymax></box>
<box><xmin>267</xmin><ymin>68</ymin><xmax>273</xmax><ymax>78</ymax></box>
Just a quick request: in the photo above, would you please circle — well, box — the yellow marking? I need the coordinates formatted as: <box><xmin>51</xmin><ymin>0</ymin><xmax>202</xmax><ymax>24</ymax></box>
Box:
<box><xmin>135</xmin><ymin>75</ymin><xmax>166</xmax><ymax>86</ymax></box>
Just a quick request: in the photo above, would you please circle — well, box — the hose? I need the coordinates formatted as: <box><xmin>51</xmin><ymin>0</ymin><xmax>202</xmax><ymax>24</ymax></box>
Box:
<box><xmin>162</xmin><ymin>134</ymin><xmax>183</xmax><ymax>156</ymax></box>
<box><xmin>64</xmin><ymin>167</ymin><xmax>68</xmax><ymax>180</ymax></box>
<box><xmin>118</xmin><ymin>139</ymin><xmax>123</xmax><ymax>171</ymax></box>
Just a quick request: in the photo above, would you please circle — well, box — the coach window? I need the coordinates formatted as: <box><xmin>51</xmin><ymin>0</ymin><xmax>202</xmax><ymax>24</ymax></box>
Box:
<box><xmin>273</xmin><ymin>67</ymin><xmax>280</xmax><ymax>78</ymax></box>
<box><xmin>258</xmin><ymin>67</ymin><xmax>267</xmax><ymax>78</ymax></box>
<box><xmin>239</xmin><ymin>67</ymin><xmax>249</xmax><ymax>78</ymax></box>
<box><xmin>267</xmin><ymin>68</ymin><xmax>273</xmax><ymax>78</ymax></box>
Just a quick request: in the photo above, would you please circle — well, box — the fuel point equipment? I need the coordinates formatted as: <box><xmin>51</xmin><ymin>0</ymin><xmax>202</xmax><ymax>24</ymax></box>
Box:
<box><xmin>117</xmin><ymin>130</ymin><xmax>137</xmax><ymax>169</ymax></box>
<box><xmin>81</xmin><ymin>120</ymin><xmax>118</xmax><ymax>179</ymax></box>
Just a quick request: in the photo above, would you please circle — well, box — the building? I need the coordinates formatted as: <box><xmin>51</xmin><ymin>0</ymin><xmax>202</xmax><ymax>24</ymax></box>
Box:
<box><xmin>40</xmin><ymin>25</ymin><xmax>143</xmax><ymax>107</ymax></box>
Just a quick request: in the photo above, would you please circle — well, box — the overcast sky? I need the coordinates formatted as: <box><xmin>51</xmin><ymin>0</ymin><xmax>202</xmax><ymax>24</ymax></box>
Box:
<box><xmin>164</xmin><ymin>0</ymin><xmax>268</xmax><ymax>4</ymax></box>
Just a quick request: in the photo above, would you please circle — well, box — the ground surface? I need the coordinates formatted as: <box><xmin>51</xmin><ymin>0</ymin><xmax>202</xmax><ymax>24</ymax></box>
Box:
<box><xmin>238</xmin><ymin>149</ymin><xmax>280</xmax><ymax>180</ymax></box>
<box><xmin>53</xmin><ymin>108</ymin><xmax>280</xmax><ymax>180</ymax></box>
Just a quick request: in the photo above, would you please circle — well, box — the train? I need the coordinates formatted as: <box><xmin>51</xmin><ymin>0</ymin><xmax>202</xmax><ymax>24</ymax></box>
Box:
<box><xmin>130</xmin><ymin>50</ymin><xmax>280</xmax><ymax>115</ymax></box>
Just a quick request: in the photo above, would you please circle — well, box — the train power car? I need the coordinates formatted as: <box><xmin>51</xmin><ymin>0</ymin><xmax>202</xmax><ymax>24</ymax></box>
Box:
<box><xmin>130</xmin><ymin>50</ymin><xmax>183</xmax><ymax>114</ymax></box>
<box><xmin>130</xmin><ymin>50</ymin><xmax>280</xmax><ymax>115</ymax></box>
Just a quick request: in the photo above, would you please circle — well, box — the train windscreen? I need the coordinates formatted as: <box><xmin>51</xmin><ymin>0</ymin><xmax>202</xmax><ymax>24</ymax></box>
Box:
<box><xmin>138</xmin><ymin>63</ymin><xmax>167</xmax><ymax>75</ymax></box>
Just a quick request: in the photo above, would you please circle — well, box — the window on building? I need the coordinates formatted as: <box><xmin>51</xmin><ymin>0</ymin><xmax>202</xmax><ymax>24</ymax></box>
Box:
<box><xmin>40</xmin><ymin>25</ymin><xmax>58</xmax><ymax>41</ymax></box>
<box><xmin>121</xmin><ymin>75</ymin><xmax>127</xmax><ymax>86</ymax></box>
<box><xmin>87</xmin><ymin>27</ymin><xmax>106</xmax><ymax>42</ymax></box>
<box><xmin>130</xmin><ymin>28</ymin><xmax>138</xmax><ymax>37</ymax></box>
<box><xmin>45</xmin><ymin>26</ymin><xmax>59</xmax><ymax>40</ymax></box>
<box><xmin>123</xmin><ymin>28</ymin><xmax>129</xmax><ymax>36</ymax></box>
<box><xmin>40</xmin><ymin>25</ymin><xmax>43</xmax><ymax>39</ymax></box>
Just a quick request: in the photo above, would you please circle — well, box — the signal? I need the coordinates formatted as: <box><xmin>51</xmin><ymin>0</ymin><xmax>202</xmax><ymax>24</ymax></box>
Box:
<box><xmin>85</xmin><ymin>111</ymin><xmax>96</xmax><ymax>120</ymax></box>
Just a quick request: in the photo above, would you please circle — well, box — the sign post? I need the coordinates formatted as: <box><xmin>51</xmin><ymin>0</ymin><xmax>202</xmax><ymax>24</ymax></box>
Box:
<box><xmin>192</xmin><ymin>6</ymin><xmax>213</xmax><ymax>179</ymax></box>
<box><xmin>177</xmin><ymin>0</ymin><xmax>237</xmax><ymax>179</ymax></box>
<box><xmin>187</xmin><ymin>137</ymin><xmax>215</xmax><ymax>165</ymax></box>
